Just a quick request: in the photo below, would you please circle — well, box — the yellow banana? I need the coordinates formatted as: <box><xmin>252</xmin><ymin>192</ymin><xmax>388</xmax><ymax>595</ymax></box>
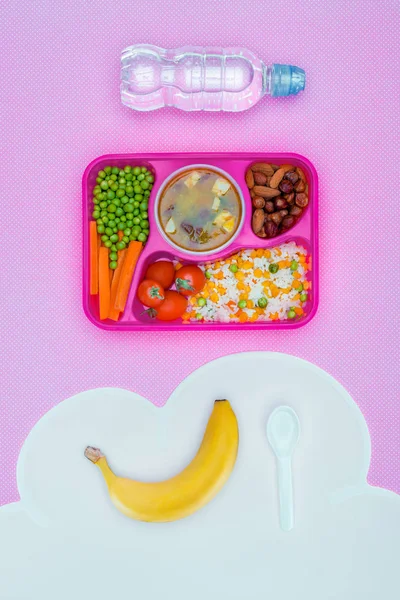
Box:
<box><xmin>85</xmin><ymin>399</ymin><xmax>239</xmax><ymax>522</ymax></box>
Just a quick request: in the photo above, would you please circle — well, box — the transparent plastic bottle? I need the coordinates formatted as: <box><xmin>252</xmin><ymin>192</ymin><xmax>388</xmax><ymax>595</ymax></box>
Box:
<box><xmin>121</xmin><ymin>45</ymin><xmax>305</xmax><ymax>112</ymax></box>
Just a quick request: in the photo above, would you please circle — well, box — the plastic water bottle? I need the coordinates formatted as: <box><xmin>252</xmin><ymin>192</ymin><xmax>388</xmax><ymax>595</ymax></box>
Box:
<box><xmin>121</xmin><ymin>45</ymin><xmax>305</xmax><ymax>112</ymax></box>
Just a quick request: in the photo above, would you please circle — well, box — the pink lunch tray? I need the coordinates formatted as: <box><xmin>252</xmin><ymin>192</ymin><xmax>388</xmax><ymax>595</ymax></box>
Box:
<box><xmin>83</xmin><ymin>152</ymin><xmax>318</xmax><ymax>331</ymax></box>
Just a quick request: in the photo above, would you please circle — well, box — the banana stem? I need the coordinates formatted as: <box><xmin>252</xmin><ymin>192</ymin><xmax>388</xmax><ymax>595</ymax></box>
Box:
<box><xmin>84</xmin><ymin>446</ymin><xmax>104</xmax><ymax>463</ymax></box>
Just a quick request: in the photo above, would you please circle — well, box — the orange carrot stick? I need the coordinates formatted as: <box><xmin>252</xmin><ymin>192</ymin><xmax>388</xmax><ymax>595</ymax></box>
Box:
<box><xmin>108</xmin><ymin>250</ymin><xmax>127</xmax><ymax>321</ymax></box>
<box><xmin>89</xmin><ymin>222</ymin><xmax>98</xmax><ymax>295</ymax></box>
<box><xmin>115</xmin><ymin>241</ymin><xmax>143</xmax><ymax>312</ymax></box>
<box><xmin>99</xmin><ymin>247</ymin><xmax>111</xmax><ymax>320</ymax></box>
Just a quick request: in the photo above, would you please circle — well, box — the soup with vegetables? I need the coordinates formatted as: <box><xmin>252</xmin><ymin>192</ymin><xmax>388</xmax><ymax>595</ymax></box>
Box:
<box><xmin>158</xmin><ymin>168</ymin><xmax>242</xmax><ymax>252</ymax></box>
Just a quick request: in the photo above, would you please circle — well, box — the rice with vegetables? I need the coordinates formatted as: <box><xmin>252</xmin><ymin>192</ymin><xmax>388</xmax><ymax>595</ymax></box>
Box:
<box><xmin>181</xmin><ymin>242</ymin><xmax>311</xmax><ymax>323</ymax></box>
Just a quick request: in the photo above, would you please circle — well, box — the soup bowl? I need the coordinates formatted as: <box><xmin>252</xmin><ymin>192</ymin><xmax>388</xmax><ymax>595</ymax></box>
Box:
<box><xmin>154</xmin><ymin>164</ymin><xmax>246</xmax><ymax>257</ymax></box>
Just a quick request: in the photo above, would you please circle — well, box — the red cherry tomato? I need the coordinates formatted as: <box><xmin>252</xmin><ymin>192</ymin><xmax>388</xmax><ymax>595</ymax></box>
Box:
<box><xmin>154</xmin><ymin>290</ymin><xmax>187</xmax><ymax>321</ymax></box>
<box><xmin>137</xmin><ymin>279</ymin><xmax>165</xmax><ymax>308</ymax></box>
<box><xmin>175</xmin><ymin>265</ymin><xmax>206</xmax><ymax>297</ymax></box>
<box><xmin>145</xmin><ymin>260</ymin><xmax>175</xmax><ymax>289</ymax></box>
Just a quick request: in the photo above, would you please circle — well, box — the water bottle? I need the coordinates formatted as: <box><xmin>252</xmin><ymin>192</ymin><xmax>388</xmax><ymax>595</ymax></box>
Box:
<box><xmin>121</xmin><ymin>45</ymin><xmax>305</xmax><ymax>112</ymax></box>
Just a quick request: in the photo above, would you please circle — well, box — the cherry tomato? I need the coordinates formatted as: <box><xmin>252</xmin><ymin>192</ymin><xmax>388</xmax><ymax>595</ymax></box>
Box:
<box><xmin>175</xmin><ymin>265</ymin><xmax>206</xmax><ymax>297</ymax></box>
<box><xmin>137</xmin><ymin>279</ymin><xmax>165</xmax><ymax>308</ymax></box>
<box><xmin>145</xmin><ymin>260</ymin><xmax>175</xmax><ymax>289</ymax></box>
<box><xmin>154</xmin><ymin>290</ymin><xmax>187</xmax><ymax>321</ymax></box>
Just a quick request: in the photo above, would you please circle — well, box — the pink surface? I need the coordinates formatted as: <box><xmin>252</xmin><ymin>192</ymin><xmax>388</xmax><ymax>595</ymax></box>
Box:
<box><xmin>83</xmin><ymin>152</ymin><xmax>318</xmax><ymax>330</ymax></box>
<box><xmin>0</xmin><ymin>0</ymin><xmax>399</xmax><ymax>505</ymax></box>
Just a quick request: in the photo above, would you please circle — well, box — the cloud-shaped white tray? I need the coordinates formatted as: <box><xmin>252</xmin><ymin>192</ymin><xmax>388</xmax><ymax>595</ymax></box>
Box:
<box><xmin>1</xmin><ymin>352</ymin><xmax>399</xmax><ymax>599</ymax></box>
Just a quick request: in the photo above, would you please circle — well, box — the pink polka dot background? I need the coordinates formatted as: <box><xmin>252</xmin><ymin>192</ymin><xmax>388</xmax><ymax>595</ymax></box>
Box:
<box><xmin>1</xmin><ymin>0</ymin><xmax>399</xmax><ymax>505</ymax></box>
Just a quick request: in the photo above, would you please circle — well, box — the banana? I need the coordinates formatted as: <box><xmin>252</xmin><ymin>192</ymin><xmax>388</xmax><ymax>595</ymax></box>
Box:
<box><xmin>85</xmin><ymin>399</ymin><xmax>239</xmax><ymax>522</ymax></box>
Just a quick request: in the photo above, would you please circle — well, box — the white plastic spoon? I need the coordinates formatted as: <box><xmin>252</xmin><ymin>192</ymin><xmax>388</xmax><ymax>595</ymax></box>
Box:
<box><xmin>267</xmin><ymin>406</ymin><xmax>300</xmax><ymax>532</ymax></box>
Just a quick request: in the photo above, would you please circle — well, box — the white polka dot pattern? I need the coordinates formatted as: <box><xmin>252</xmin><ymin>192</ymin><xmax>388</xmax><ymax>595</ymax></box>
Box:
<box><xmin>0</xmin><ymin>0</ymin><xmax>399</xmax><ymax>505</ymax></box>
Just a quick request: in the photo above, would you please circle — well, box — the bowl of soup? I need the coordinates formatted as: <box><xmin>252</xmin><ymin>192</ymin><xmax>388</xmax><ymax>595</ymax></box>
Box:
<box><xmin>155</xmin><ymin>165</ymin><xmax>245</xmax><ymax>256</ymax></box>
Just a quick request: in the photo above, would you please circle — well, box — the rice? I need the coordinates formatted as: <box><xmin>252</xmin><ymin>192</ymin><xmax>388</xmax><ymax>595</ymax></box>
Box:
<box><xmin>181</xmin><ymin>242</ymin><xmax>311</xmax><ymax>324</ymax></box>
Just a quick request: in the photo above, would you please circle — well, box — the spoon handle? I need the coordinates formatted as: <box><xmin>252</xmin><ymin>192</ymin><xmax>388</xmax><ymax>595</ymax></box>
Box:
<box><xmin>277</xmin><ymin>457</ymin><xmax>294</xmax><ymax>531</ymax></box>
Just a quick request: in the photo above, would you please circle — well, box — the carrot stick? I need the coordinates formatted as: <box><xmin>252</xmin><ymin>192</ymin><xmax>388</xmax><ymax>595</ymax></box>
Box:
<box><xmin>99</xmin><ymin>247</ymin><xmax>111</xmax><ymax>320</ymax></box>
<box><xmin>89</xmin><ymin>222</ymin><xmax>98</xmax><ymax>295</ymax></box>
<box><xmin>108</xmin><ymin>250</ymin><xmax>127</xmax><ymax>321</ymax></box>
<box><xmin>115</xmin><ymin>241</ymin><xmax>143</xmax><ymax>312</ymax></box>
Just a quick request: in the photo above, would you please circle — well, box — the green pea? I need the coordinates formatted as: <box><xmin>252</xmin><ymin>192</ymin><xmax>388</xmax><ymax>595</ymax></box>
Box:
<box><xmin>98</xmin><ymin>170</ymin><xmax>106</xmax><ymax>179</ymax></box>
<box><xmin>110</xmin><ymin>183</ymin><xmax>119</xmax><ymax>192</ymax></box>
<box><xmin>110</xmin><ymin>234</ymin><xmax>119</xmax><ymax>243</ymax></box>
<box><xmin>287</xmin><ymin>309</ymin><xmax>296</xmax><ymax>319</ymax></box>
<box><xmin>113</xmin><ymin>199</ymin><xmax>121</xmax><ymax>207</ymax></box>
<box><xmin>97</xmin><ymin>224</ymin><xmax>105</xmax><ymax>234</ymax></box>
<box><xmin>133</xmin><ymin>166</ymin><xmax>141</xmax><ymax>176</ymax></box>
<box><xmin>126</xmin><ymin>190</ymin><xmax>134</xmax><ymax>198</ymax></box>
<box><xmin>258</xmin><ymin>297</ymin><xmax>268</xmax><ymax>309</ymax></box>
<box><xmin>115</xmin><ymin>217</ymin><xmax>120</xmax><ymax>223</ymax></box>
<box><xmin>229</xmin><ymin>264</ymin><xmax>238</xmax><ymax>273</ymax></box>
<box><xmin>129</xmin><ymin>233</ymin><xmax>138</xmax><ymax>241</ymax></box>
<box><xmin>124</xmin><ymin>203</ymin><xmax>134</xmax><ymax>213</ymax></box>
<box><xmin>134</xmin><ymin>194</ymin><xmax>143</xmax><ymax>201</ymax></box>
<box><xmin>111</xmin><ymin>167</ymin><xmax>119</xmax><ymax>175</ymax></box>
<box><xmin>139</xmin><ymin>201</ymin><xmax>148</xmax><ymax>211</ymax></box>
<box><xmin>99</xmin><ymin>201</ymin><xmax>107</xmax><ymax>209</ymax></box>
<box><xmin>136</xmin><ymin>173</ymin><xmax>144</xmax><ymax>181</ymax></box>
<box><xmin>110</xmin><ymin>244</ymin><xmax>117</xmax><ymax>252</ymax></box>
<box><xmin>109</xmin><ymin>261</ymin><xmax>117</xmax><ymax>270</ymax></box>
<box><xmin>133</xmin><ymin>184</ymin><xmax>142</xmax><ymax>194</ymax></box>
<box><xmin>195</xmin><ymin>313</ymin><xmax>203</xmax><ymax>320</ymax></box>
<box><xmin>119</xmin><ymin>183</ymin><xmax>126</xmax><ymax>189</ymax></box>
<box><xmin>290</xmin><ymin>260</ymin><xmax>298</xmax><ymax>271</ymax></box>
<box><xmin>116</xmin><ymin>241</ymin><xmax>126</xmax><ymax>250</ymax></box>
<box><xmin>122</xmin><ymin>235</ymin><xmax>129</xmax><ymax>244</ymax></box>
<box><xmin>238</xmin><ymin>300</ymin><xmax>247</xmax><ymax>309</ymax></box>
<box><xmin>146</xmin><ymin>174</ymin><xmax>154</xmax><ymax>183</ymax></box>
<box><xmin>125</xmin><ymin>186</ymin><xmax>133</xmax><ymax>195</ymax></box>
<box><xmin>143</xmin><ymin>229</ymin><xmax>149</xmax><ymax>236</ymax></box>
<box><xmin>121</xmin><ymin>196</ymin><xmax>129</xmax><ymax>205</ymax></box>
<box><xmin>101</xmin><ymin>216</ymin><xmax>109</xmax><ymax>224</ymax></box>
<box><xmin>197</xmin><ymin>297</ymin><xmax>206</xmax><ymax>307</ymax></box>
<box><xmin>100</xmin><ymin>180</ymin><xmax>109</xmax><ymax>190</ymax></box>
<box><xmin>133</xmin><ymin>201</ymin><xmax>140</xmax><ymax>208</ymax></box>
<box><xmin>140</xmin><ymin>220</ymin><xmax>149</xmax><ymax>229</ymax></box>
<box><xmin>124</xmin><ymin>228</ymin><xmax>132</xmax><ymax>236</ymax></box>
<box><xmin>140</xmin><ymin>212</ymin><xmax>148</xmax><ymax>221</ymax></box>
<box><xmin>105</xmin><ymin>227</ymin><xmax>113</xmax><ymax>236</ymax></box>
<box><xmin>104</xmin><ymin>166</ymin><xmax>112</xmax><ymax>174</ymax></box>
<box><xmin>205</xmin><ymin>270</ymin><xmax>212</xmax><ymax>279</ymax></box>
<box><xmin>118</xmin><ymin>223</ymin><xmax>125</xmax><ymax>231</ymax></box>
<box><xmin>93</xmin><ymin>185</ymin><xmax>101</xmax><ymax>195</ymax></box>
<box><xmin>104</xmin><ymin>240</ymin><xmax>112</xmax><ymax>248</ymax></box>
<box><xmin>133</xmin><ymin>209</ymin><xmax>140</xmax><ymax>216</ymax></box>
<box><xmin>95</xmin><ymin>178</ymin><xmax>102</xmax><ymax>185</ymax></box>
<box><xmin>133</xmin><ymin>217</ymin><xmax>141</xmax><ymax>225</ymax></box>
<box><xmin>115</xmin><ymin>189</ymin><xmax>124</xmax><ymax>199</ymax></box>
<box><xmin>140</xmin><ymin>180</ymin><xmax>150</xmax><ymax>190</ymax></box>
<box><xmin>107</xmin><ymin>190</ymin><xmax>115</xmax><ymax>200</ymax></box>
<box><xmin>125</xmin><ymin>173</ymin><xmax>133</xmax><ymax>181</ymax></box>
<box><xmin>141</xmin><ymin>167</ymin><xmax>147</xmax><ymax>173</ymax></box>
<box><xmin>143</xmin><ymin>190</ymin><xmax>150</xmax><ymax>197</ymax></box>
<box><xmin>132</xmin><ymin>226</ymin><xmax>141</xmax><ymax>236</ymax></box>
<box><xmin>297</xmin><ymin>283</ymin><xmax>304</xmax><ymax>292</ymax></box>
<box><xmin>300</xmin><ymin>292</ymin><xmax>308</xmax><ymax>302</ymax></box>
<box><xmin>118</xmin><ymin>177</ymin><xmax>126</xmax><ymax>185</ymax></box>
<box><xmin>96</xmin><ymin>218</ymin><xmax>103</xmax><ymax>226</ymax></box>
<box><xmin>120</xmin><ymin>215</ymin><xmax>126</xmax><ymax>222</ymax></box>
<box><xmin>269</xmin><ymin>263</ymin><xmax>279</xmax><ymax>274</ymax></box>
<box><xmin>92</xmin><ymin>198</ymin><xmax>100</xmax><ymax>205</ymax></box>
<box><xmin>113</xmin><ymin>228</ymin><xmax>117</xmax><ymax>234</ymax></box>
<box><xmin>107</xmin><ymin>204</ymin><xmax>117</xmax><ymax>213</ymax></box>
<box><xmin>92</xmin><ymin>210</ymin><xmax>100</xmax><ymax>220</ymax></box>
<box><xmin>126</xmin><ymin>220</ymin><xmax>133</xmax><ymax>227</ymax></box>
<box><xmin>115</xmin><ymin>207</ymin><xmax>124</xmax><ymax>217</ymax></box>
<box><xmin>124</xmin><ymin>165</ymin><xmax>132</xmax><ymax>173</ymax></box>
<box><xmin>137</xmin><ymin>232</ymin><xmax>147</xmax><ymax>243</ymax></box>
<box><xmin>108</xmin><ymin>220</ymin><xmax>116</xmax><ymax>228</ymax></box>
<box><xmin>101</xmin><ymin>234</ymin><xmax>109</xmax><ymax>242</ymax></box>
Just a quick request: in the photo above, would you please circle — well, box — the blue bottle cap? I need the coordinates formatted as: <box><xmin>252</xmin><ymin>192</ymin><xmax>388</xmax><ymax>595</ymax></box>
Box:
<box><xmin>271</xmin><ymin>64</ymin><xmax>306</xmax><ymax>97</ymax></box>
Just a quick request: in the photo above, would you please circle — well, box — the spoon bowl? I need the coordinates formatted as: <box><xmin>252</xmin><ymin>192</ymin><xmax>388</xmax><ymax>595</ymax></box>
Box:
<box><xmin>267</xmin><ymin>406</ymin><xmax>300</xmax><ymax>459</ymax></box>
